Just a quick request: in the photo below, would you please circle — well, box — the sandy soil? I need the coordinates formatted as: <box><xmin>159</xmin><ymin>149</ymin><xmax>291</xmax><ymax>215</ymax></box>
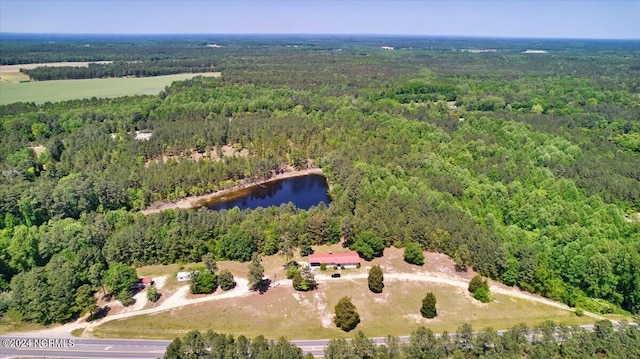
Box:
<box><xmin>141</xmin><ymin>167</ymin><xmax>324</xmax><ymax>214</ymax></box>
<box><xmin>145</xmin><ymin>145</ymin><xmax>250</xmax><ymax>167</ymax></box>
<box><xmin>0</xmin><ymin>61</ymin><xmax>113</xmax><ymax>73</ymax></box>
<box><xmin>28</xmin><ymin>145</ymin><xmax>47</xmax><ymax>157</ymax></box>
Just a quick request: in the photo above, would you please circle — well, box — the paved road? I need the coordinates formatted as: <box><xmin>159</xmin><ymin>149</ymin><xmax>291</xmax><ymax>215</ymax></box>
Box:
<box><xmin>0</xmin><ymin>324</ymin><xmax>619</xmax><ymax>358</ymax></box>
<box><xmin>0</xmin><ymin>337</ymin><xmax>170</xmax><ymax>359</ymax></box>
<box><xmin>0</xmin><ymin>337</ymin><xmax>331</xmax><ymax>358</ymax></box>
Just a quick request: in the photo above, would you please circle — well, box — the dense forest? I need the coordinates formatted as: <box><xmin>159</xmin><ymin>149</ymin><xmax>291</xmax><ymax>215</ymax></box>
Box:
<box><xmin>21</xmin><ymin>60</ymin><xmax>216</xmax><ymax>81</ymax></box>
<box><xmin>163</xmin><ymin>320</ymin><xmax>640</xmax><ymax>358</ymax></box>
<box><xmin>1</xmin><ymin>35</ymin><xmax>639</xmax><ymax>326</ymax></box>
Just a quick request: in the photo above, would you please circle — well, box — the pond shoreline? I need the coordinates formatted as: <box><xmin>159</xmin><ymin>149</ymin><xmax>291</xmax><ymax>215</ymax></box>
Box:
<box><xmin>141</xmin><ymin>167</ymin><xmax>325</xmax><ymax>215</ymax></box>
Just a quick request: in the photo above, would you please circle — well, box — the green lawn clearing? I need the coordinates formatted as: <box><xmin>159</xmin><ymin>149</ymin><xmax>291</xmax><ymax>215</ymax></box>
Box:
<box><xmin>92</xmin><ymin>277</ymin><xmax>593</xmax><ymax>340</ymax></box>
<box><xmin>0</xmin><ymin>72</ymin><xmax>220</xmax><ymax>105</ymax></box>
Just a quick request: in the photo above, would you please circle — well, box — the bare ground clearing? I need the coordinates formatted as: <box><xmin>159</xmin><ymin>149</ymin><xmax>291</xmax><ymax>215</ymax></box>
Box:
<box><xmin>144</xmin><ymin>144</ymin><xmax>250</xmax><ymax>167</ymax></box>
<box><xmin>28</xmin><ymin>145</ymin><xmax>47</xmax><ymax>157</ymax></box>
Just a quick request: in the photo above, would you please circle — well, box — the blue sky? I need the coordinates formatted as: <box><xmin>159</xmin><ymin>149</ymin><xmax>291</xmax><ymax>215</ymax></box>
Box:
<box><xmin>0</xmin><ymin>0</ymin><xmax>638</xmax><ymax>39</ymax></box>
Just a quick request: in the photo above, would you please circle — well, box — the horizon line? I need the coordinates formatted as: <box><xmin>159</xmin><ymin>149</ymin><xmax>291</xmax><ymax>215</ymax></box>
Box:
<box><xmin>1</xmin><ymin>32</ymin><xmax>639</xmax><ymax>42</ymax></box>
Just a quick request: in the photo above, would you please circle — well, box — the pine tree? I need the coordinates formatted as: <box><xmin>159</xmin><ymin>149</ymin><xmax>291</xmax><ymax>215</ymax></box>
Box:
<box><xmin>421</xmin><ymin>292</ymin><xmax>437</xmax><ymax>318</ymax></box>
<box><xmin>368</xmin><ymin>265</ymin><xmax>384</xmax><ymax>293</ymax></box>
<box><xmin>202</xmin><ymin>252</ymin><xmax>217</xmax><ymax>273</ymax></box>
<box><xmin>248</xmin><ymin>253</ymin><xmax>265</xmax><ymax>291</ymax></box>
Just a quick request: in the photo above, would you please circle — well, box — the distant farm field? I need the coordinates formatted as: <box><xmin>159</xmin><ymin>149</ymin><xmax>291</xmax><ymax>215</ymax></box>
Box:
<box><xmin>0</xmin><ymin>61</ymin><xmax>114</xmax><ymax>84</ymax></box>
<box><xmin>0</xmin><ymin>72</ymin><xmax>221</xmax><ymax>105</ymax></box>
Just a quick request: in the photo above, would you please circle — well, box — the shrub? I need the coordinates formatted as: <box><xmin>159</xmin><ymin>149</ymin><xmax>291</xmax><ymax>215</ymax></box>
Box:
<box><xmin>118</xmin><ymin>290</ymin><xmax>134</xmax><ymax>306</ymax></box>
<box><xmin>293</xmin><ymin>266</ymin><xmax>317</xmax><ymax>291</ymax></box>
<box><xmin>286</xmin><ymin>266</ymin><xmax>300</xmax><ymax>279</ymax></box>
<box><xmin>320</xmin><ymin>263</ymin><xmax>327</xmax><ymax>271</ymax></box>
<box><xmin>334</xmin><ymin>296</ymin><xmax>360</xmax><ymax>332</ymax></box>
<box><xmin>421</xmin><ymin>292</ymin><xmax>437</xmax><ymax>318</ymax></box>
<box><xmin>146</xmin><ymin>284</ymin><xmax>160</xmax><ymax>302</ymax></box>
<box><xmin>469</xmin><ymin>274</ymin><xmax>491</xmax><ymax>303</ymax></box>
<box><xmin>473</xmin><ymin>286</ymin><xmax>492</xmax><ymax>303</ymax></box>
<box><xmin>218</xmin><ymin>270</ymin><xmax>236</xmax><ymax>291</ymax></box>
<box><xmin>190</xmin><ymin>271</ymin><xmax>218</xmax><ymax>294</ymax></box>
<box><xmin>403</xmin><ymin>242</ymin><xmax>424</xmax><ymax>266</ymax></box>
<box><xmin>468</xmin><ymin>274</ymin><xmax>486</xmax><ymax>293</ymax></box>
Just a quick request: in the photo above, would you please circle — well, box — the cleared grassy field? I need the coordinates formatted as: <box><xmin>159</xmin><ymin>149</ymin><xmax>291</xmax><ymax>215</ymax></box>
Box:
<box><xmin>92</xmin><ymin>278</ymin><xmax>593</xmax><ymax>340</ymax></box>
<box><xmin>0</xmin><ymin>72</ymin><xmax>221</xmax><ymax>105</ymax></box>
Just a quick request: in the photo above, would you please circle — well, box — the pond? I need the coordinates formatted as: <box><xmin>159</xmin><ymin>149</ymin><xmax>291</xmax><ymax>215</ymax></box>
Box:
<box><xmin>200</xmin><ymin>174</ymin><xmax>331</xmax><ymax>211</ymax></box>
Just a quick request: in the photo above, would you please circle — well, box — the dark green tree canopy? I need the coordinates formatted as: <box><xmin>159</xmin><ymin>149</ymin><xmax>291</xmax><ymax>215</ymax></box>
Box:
<box><xmin>248</xmin><ymin>253</ymin><xmax>265</xmax><ymax>292</ymax></box>
<box><xmin>104</xmin><ymin>262</ymin><xmax>137</xmax><ymax>299</ymax></box>
<box><xmin>368</xmin><ymin>265</ymin><xmax>384</xmax><ymax>293</ymax></box>
<box><xmin>404</xmin><ymin>242</ymin><xmax>424</xmax><ymax>266</ymax></box>
<box><xmin>421</xmin><ymin>291</ymin><xmax>437</xmax><ymax>319</ymax></box>
<box><xmin>334</xmin><ymin>296</ymin><xmax>360</xmax><ymax>332</ymax></box>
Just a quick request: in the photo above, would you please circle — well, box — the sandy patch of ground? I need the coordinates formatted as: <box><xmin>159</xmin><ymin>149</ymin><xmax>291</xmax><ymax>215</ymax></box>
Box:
<box><xmin>153</xmin><ymin>276</ymin><xmax>167</xmax><ymax>290</ymax></box>
<box><xmin>625</xmin><ymin>212</ymin><xmax>640</xmax><ymax>223</ymax></box>
<box><xmin>28</xmin><ymin>145</ymin><xmax>46</xmax><ymax>157</ymax></box>
<box><xmin>314</xmin><ymin>291</ymin><xmax>333</xmax><ymax>328</ymax></box>
<box><xmin>141</xmin><ymin>166</ymin><xmax>324</xmax><ymax>214</ymax></box>
<box><xmin>145</xmin><ymin>144</ymin><xmax>250</xmax><ymax>167</ymax></box>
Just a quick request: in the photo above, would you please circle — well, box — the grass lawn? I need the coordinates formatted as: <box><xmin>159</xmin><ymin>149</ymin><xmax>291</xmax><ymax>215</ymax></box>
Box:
<box><xmin>0</xmin><ymin>72</ymin><xmax>220</xmax><ymax>105</ymax></box>
<box><xmin>0</xmin><ymin>315</ymin><xmax>52</xmax><ymax>335</ymax></box>
<box><xmin>92</xmin><ymin>277</ymin><xmax>593</xmax><ymax>341</ymax></box>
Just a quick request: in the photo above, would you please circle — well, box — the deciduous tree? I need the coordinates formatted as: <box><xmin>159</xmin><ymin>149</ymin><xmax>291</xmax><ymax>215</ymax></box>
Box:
<box><xmin>218</xmin><ymin>270</ymin><xmax>236</xmax><ymax>291</ymax></box>
<box><xmin>190</xmin><ymin>271</ymin><xmax>218</xmax><ymax>294</ymax></box>
<box><xmin>104</xmin><ymin>262</ymin><xmax>137</xmax><ymax>301</ymax></box>
<box><xmin>334</xmin><ymin>296</ymin><xmax>360</xmax><ymax>332</ymax></box>
<box><xmin>404</xmin><ymin>242</ymin><xmax>424</xmax><ymax>265</ymax></box>
<box><xmin>146</xmin><ymin>284</ymin><xmax>160</xmax><ymax>302</ymax></box>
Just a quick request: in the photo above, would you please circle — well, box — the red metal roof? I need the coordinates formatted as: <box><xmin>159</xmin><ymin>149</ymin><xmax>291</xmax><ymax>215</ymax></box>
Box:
<box><xmin>308</xmin><ymin>252</ymin><xmax>361</xmax><ymax>264</ymax></box>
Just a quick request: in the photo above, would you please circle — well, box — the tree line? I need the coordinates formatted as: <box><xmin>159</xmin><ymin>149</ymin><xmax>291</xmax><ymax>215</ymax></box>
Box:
<box><xmin>163</xmin><ymin>320</ymin><xmax>640</xmax><ymax>359</ymax></box>
<box><xmin>22</xmin><ymin>60</ymin><xmax>216</xmax><ymax>81</ymax></box>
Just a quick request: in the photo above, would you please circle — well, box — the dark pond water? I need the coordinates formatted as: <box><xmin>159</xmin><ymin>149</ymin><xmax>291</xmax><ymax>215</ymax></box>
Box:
<box><xmin>201</xmin><ymin>174</ymin><xmax>331</xmax><ymax>211</ymax></box>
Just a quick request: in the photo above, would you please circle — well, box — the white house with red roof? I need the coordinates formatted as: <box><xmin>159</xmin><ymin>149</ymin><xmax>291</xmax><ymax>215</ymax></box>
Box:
<box><xmin>308</xmin><ymin>252</ymin><xmax>361</xmax><ymax>268</ymax></box>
